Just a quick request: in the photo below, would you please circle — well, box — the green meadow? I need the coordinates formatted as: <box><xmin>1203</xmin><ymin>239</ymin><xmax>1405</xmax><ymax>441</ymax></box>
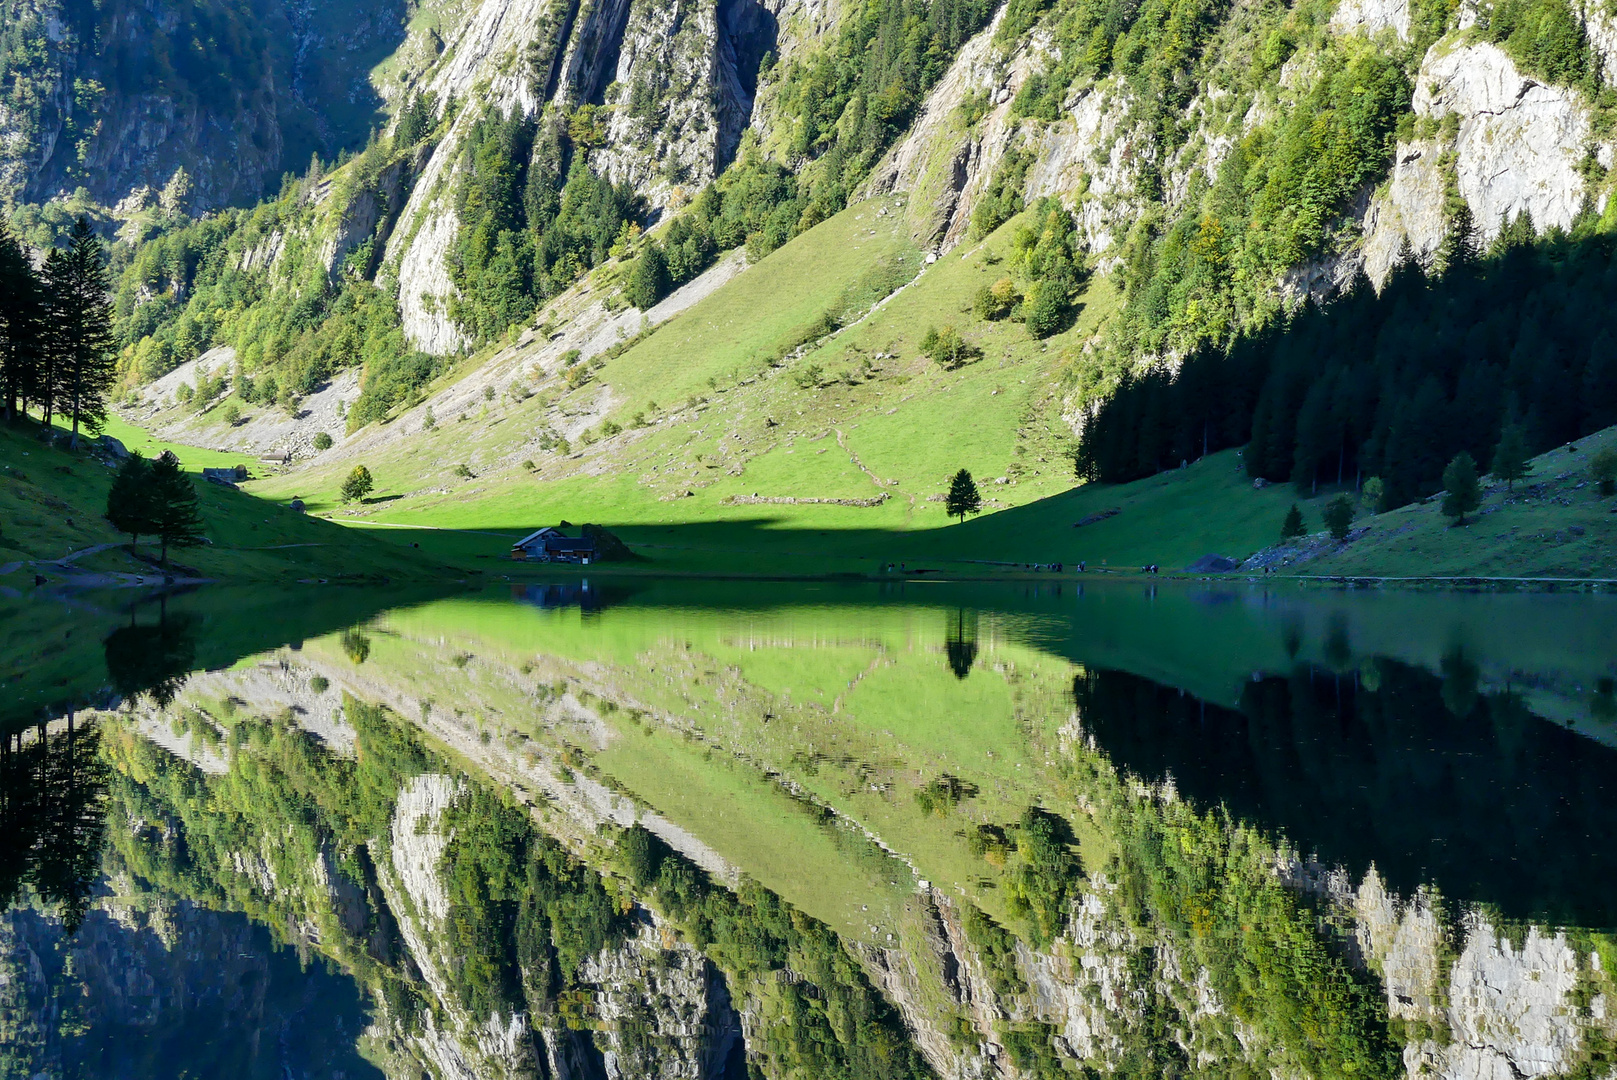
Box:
<box><xmin>0</xmin><ymin>420</ymin><xmax>453</xmax><ymax>584</ymax></box>
<box><xmin>220</xmin><ymin>198</ymin><xmax>1339</xmax><ymax>576</ymax></box>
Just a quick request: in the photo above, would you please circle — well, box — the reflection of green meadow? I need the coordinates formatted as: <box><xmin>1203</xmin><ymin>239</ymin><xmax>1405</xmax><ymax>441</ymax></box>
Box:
<box><xmin>48</xmin><ymin>577</ymin><xmax>1617</xmax><ymax>1080</ymax></box>
<box><xmin>319</xmin><ymin>581</ymin><xmax>1617</xmax><ymax>937</ymax></box>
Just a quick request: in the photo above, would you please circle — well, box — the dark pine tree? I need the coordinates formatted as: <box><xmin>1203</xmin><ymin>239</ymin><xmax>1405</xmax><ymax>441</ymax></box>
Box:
<box><xmin>1490</xmin><ymin>421</ymin><xmax>1532</xmax><ymax>490</ymax></box>
<box><xmin>1074</xmin><ymin>225</ymin><xmax>1617</xmax><ymax>510</ymax></box>
<box><xmin>945</xmin><ymin>468</ymin><xmax>982</xmax><ymax>523</ymax></box>
<box><xmin>0</xmin><ymin>221</ymin><xmax>46</xmax><ymax>423</ymax></box>
<box><xmin>146</xmin><ymin>452</ymin><xmax>207</xmax><ymax>565</ymax></box>
<box><xmin>105</xmin><ymin>452</ymin><xmax>158</xmax><ymax>548</ymax></box>
<box><xmin>1441</xmin><ymin>452</ymin><xmax>1481</xmax><ymax>526</ymax></box>
<box><xmin>1281</xmin><ymin>503</ymin><xmax>1306</xmax><ymax>541</ymax></box>
<box><xmin>42</xmin><ymin>218</ymin><xmax>116</xmax><ymax>442</ymax></box>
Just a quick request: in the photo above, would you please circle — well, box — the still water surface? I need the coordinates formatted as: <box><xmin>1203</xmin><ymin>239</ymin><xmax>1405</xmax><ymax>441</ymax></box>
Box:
<box><xmin>4</xmin><ymin>580</ymin><xmax>1615</xmax><ymax>1078</ymax></box>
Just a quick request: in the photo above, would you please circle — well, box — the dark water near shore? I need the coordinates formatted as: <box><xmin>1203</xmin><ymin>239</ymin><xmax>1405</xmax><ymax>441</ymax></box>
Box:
<box><xmin>4</xmin><ymin>580</ymin><xmax>1615</xmax><ymax>1077</ymax></box>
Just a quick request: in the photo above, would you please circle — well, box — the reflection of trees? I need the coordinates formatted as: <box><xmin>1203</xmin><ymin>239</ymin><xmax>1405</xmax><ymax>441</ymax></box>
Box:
<box><xmin>944</xmin><ymin>610</ymin><xmax>978</xmax><ymax>680</ymax></box>
<box><xmin>1074</xmin><ymin>661</ymin><xmax>1617</xmax><ymax>926</ymax></box>
<box><xmin>103</xmin><ymin>603</ymin><xmax>198</xmax><ymax>710</ymax></box>
<box><xmin>0</xmin><ymin>718</ymin><xmax>109</xmax><ymax>930</ymax></box>
<box><xmin>1322</xmin><ymin>614</ymin><xmax>1353</xmax><ymax>672</ymax></box>
<box><xmin>1439</xmin><ymin>645</ymin><xmax>1480</xmax><ymax>718</ymax></box>
<box><xmin>341</xmin><ymin>628</ymin><xmax>371</xmax><ymax>665</ymax></box>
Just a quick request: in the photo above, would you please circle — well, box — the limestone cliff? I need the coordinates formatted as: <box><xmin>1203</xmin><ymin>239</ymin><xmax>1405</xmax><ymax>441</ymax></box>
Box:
<box><xmin>0</xmin><ymin>0</ymin><xmax>442</xmax><ymax>212</ymax></box>
<box><xmin>384</xmin><ymin>0</ymin><xmax>796</xmax><ymax>352</ymax></box>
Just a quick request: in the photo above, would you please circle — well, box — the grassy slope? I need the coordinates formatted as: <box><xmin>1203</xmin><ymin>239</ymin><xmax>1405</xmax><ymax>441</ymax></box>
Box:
<box><xmin>245</xmin><ymin>199</ymin><xmax>1321</xmax><ymax>574</ymax></box>
<box><xmin>0</xmin><ymin>421</ymin><xmax>455</xmax><ymax>583</ymax></box>
<box><xmin>1283</xmin><ymin>424</ymin><xmax>1617</xmax><ymax>579</ymax></box>
<box><xmin>113</xmin><ymin>195</ymin><xmax>1617</xmax><ymax>581</ymax></box>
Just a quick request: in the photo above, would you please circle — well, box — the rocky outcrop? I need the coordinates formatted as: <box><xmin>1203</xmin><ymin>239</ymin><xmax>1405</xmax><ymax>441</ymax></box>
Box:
<box><xmin>382</xmin><ymin>0</ymin><xmax>798</xmax><ymax>353</ymax></box>
<box><xmin>1290</xmin><ymin>864</ymin><xmax>1616</xmax><ymax>1080</ymax></box>
<box><xmin>1360</xmin><ymin>40</ymin><xmax>1597</xmax><ymax>283</ymax></box>
<box><xmin>1330</xmin><ymin>0</ymin><xmax>1411</xmax><ymax>41</ymax></box>
<box><xmin>1025</xmin><ymin>84</ymin><xmax>1155</xmax><ymax>264</ymax></box>
<box><xmin>866</xmin><ymin>6</ymin><xmax>1032</xmax><ymax>248</ymax></box>
<box><xmin>864</xmin><ymin>7</ymin><xmax>1152</xmax><ymax>261</ymax></box>
<box><xmin>581</xmin><ymin>920</ymin><xmax>746</xmax><ymax>1079</ymax></box>
<box><xmin>0</xmin><ymin>0</ymin><xmax>439</xmax><ymax>211</ymax></box>
<box><xmin>0</xmin><ymin>888</ymin><xmax>379</xmax><ymax>1078</ymax></box>
<box><xmin>594</xmin><ymin>0</ymin><xmax>762</xmax><ymax>206</ymax></box>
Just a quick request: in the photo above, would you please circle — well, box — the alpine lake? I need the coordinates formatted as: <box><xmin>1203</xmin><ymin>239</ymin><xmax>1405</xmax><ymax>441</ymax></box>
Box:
<box><xmin>4</xmin><ymin>578</ymin><xmax>1616</xmax><ymax>1080</ymax></box>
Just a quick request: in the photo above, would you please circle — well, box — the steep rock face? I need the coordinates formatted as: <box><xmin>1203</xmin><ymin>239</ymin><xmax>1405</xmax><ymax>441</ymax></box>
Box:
<box><xmin>1304</xmin><ymin>865</ymin><xmax>1613</xmax><ymax>1080</ymax></box>
<box><xmin>1329</xmin><ymin>0</ymin><xmax>1410</xmax><ymax>41</ymax></box>
<box><xmin>1025</xmin><ymin>84</ymin><xmax>1153</xmax><ymax>264</ymax></box>
<box><xmin>386</xmin><ymin>0</ymin><xmax>798</xmax><ymax>352</ymax></box>
<box><xmin>862</xmin><ymin>9</ymin><xmax>1157</xmax><ymax>263</ymax></box>
<box><xmin>316</xmin><ymin>149</ymin><xmax>426</xmax><ymax>284</ymax></box>
<box><xmin>0</xmin><ymin>0</ymin><xmax>283</xmax><ymax>210</ymax></box>
<box><xmin>0</xmin><ymin>889</ymin><xmax>377</xmax><ymax>1078</ymax></box>
<box><xmin>392</xmin><ymin>199</ymin><xmax>468</xmax><ymax>355</ymax></box>
<box><xmin>581</xmin><ymin>921</ymin><xmax>746</xmax><ymax>1079</ymax></box>
<box><xmin>0</xmin><ymin>0</ymin><xmax>432</xmax><ymax>211</ymax></box>
<box><xmin>376</xmin><ymin>770</ymin><xmax>747</xmax><ymax>1079</ymax></box>
<box><xmin>866</xmin><ymin>7</ymin><xmax>1035</xmax><ymax>249</ymax></box>
<box><xmin>1360</xmin><ymin>40</ymin><xmax>1596</xmax><ymax>282</ymax></box>
<box><xmin>594</xmin><ymin>0</ymin><xmax>758</xmax><ymax>207</ymax></box>
<box><xmin>1439</xmin><ymin>918</ymin><xmax>1584</xmax><ymax>1079</ymax></box>
<box><xmin>866</xmin><ymin>853</ymin><xmax>1614</xmax><ymax>1080</ymax></box>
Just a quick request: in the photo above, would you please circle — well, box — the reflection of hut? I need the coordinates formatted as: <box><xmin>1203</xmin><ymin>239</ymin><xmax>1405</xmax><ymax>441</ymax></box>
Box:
<box><xmin>511</xmin><ymin>528</ymin><xmax>598</xmax><ymax>564</ymax></box>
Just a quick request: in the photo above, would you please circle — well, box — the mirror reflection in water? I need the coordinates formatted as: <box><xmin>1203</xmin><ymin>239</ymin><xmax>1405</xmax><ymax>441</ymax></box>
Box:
<box><xmin>3</xmin><ymin>581</ymin><xmax>1615</xmax><ymax>1080</ymax></box>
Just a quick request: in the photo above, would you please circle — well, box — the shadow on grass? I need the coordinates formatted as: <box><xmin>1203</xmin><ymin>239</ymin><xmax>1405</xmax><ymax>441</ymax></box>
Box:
<box><xmin>385</xmin><ymin>464</ymin><xmax>1284</xmax><ymax>574</ymax></box>
<box><xmin>3</xmin><ymin>582</ymin><xmax>460</xmax><ymax>737</ymax></box>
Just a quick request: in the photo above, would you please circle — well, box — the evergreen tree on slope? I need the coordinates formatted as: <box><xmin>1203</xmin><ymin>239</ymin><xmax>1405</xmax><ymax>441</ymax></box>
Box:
<box><xmin>42</xmin><ymin>218</ymin><xmax>116</xmax><ymax>443</ymax></box>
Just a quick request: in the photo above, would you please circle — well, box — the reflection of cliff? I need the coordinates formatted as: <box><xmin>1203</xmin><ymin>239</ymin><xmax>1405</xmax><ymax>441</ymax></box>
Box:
<box><xmin>0</xmin><ymin>889</ymin><xmax>379</xmax><ymax>1080</ymax></box>
<box><xmin>1073</xmin><ymin>660</ymin><xmax>1617</xmax><ymax>926</ymax></box>
<box><xmin>91</xmin><ymin>695</ymin><xmax>925</xmax><ymax>1079</ymax></box>
<box><xmin>50</xmin><ymin>604</ymin><xmax>1617</xmax><ymax>1080</ymax></box>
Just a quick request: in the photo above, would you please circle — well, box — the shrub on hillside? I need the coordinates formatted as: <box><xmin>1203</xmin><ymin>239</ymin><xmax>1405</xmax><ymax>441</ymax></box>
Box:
<box><xmin>341</xmin><ymin>465</ymin><xmax>374</xmax><ymax>503</ymax></box>
<box><xmin>1024</xmin><ymin>278</ymin><xmax>1073</xmax><ymax>338</ymax></box>
<box><xmin>974</xmin><ymin>278</ymin><xmax>1020</xmax><ymax>321</ymax></box>
<box><xmin>1590</xmin><ymin>446</ymin><xmax>1617</xmax><ymax>496</ymax></box>
<box><xmin>920</xmin><ymin>325</ymin><xmax>978</xmax><ymax>368</ymax></box>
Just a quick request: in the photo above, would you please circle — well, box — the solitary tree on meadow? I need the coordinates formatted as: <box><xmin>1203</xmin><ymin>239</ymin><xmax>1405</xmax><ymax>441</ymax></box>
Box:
<box><xmin>1441</xmin><ymin>452</ymin><xmax>1481</xmax><ymax>526</ymax></box>
<box><xmin>1490</xmin><ymin>422</ymin><xmax>1532</xmax><ymax>491</ymax></box>
<box><xmin>945</xmin><ymin>469</ymin><xmax>982</xmax><ymax>523</ymax></box>
<box><xmin>341</xmin><ymin>464</ymin><xmax>375</xmax><ymax>503</ymax></box>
